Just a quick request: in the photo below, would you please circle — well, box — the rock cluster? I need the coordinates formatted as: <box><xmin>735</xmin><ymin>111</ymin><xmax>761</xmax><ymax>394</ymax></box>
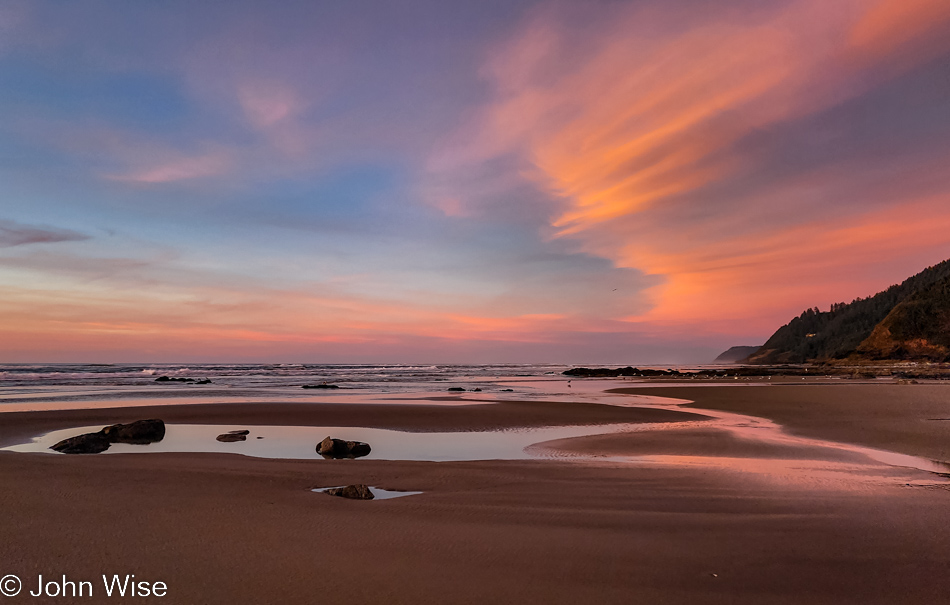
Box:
<box><xmin>154</xmin><ymin>376</ymin><xmax>212</xmax><ymax>384</ymax></box>
<box><xmin>316</xmin><ymin>436</ymin><xmax>372</xmax><ymax>458</ymax></box>
<box><xmin>563</xmin><ymin>366</ymin><xmax>684</xmax><ymax>378</ymax></box>
<box><xmin>51</xmin><ymin>419</ymin><xmax>166</xmax><ymax>454</ymax></box>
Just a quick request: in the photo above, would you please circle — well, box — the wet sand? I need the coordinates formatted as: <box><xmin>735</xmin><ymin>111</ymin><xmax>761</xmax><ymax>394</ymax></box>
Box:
<box><xmin>2</xmin><ymin>384</ymin><xmax>949</xmax><ymax>604</ymax></box>
<box><xmin>611</xmin><ymin>383</ymin><xmax>950</xmax><ymax>461</ymax></box>
<box><xmin>533</xmin><ymin>427</ymin><xmax>872</xmax><ymax>462</ymax></box>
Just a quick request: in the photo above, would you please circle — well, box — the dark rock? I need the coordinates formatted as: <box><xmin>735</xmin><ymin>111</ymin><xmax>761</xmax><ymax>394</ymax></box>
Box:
<box><xmin>347</xmin><ymin>441</ymin><xmax>372</xmax><ymax>457</ymax></box>
<box><xmin>215</xmin><ymin>429</ymin><xmax>250</xmax><ymax>442</ymax></box>
<box><xmin>501</xmin><ymin>389</ymin><xmax>514</xmax><ymax>392</ymax></box>
<box><xmin>155</xmin><ymin>376</ymin><xmax>195</xmax><ymax>383</ymax></box>
<box><xmin>302</xmin><ymin>383</ymin><xmax>340</xmax><ymax>389</ymax></box>
<box><xmin>317</xmin><ymin>436</ymin><xmax>372</xmax><ymax>459</ymax></box>
<box><xmin>216</xmin><ymin>433</ymin><xmax>247</xmax><ymax>442</ymax></box>
<box><xmin>471</xmin><ymin>388</ymin><xmax>482</xmax><ymax>392</ymax></box>
<box><xmin>100</xmin><ymin>419</ymin><xmax>166</xmax><ymax>444</ymax></box>
<box><xmin>50</xmin><ymin>433</ymin><xmax>112</xmax><ymax>454</ymax></box>
<box><xmin>51</xmin><ymin>419</ymin><xmax>165</xmax><ymax>454</ymax></box>
<box><xmin>563</xmin><ymin>366</ymin><xmax>686</xmax><ymax>378</ymax></box>
<box><xmin>324</xmin><ymin>484</ymin><xmax>374</xmax><ymax>500</ymax></box>
<box><xmin>195</xmin><ymin>378</ymin><xmax>212</xmax><ymax>384</ymax></box>
<box><xmin>447</xmin><ymin>387</ymin><xmax>465</xmax><ymax>392</ymax></box>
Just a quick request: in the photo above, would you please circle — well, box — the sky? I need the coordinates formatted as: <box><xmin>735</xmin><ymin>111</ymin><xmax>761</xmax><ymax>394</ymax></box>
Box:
<box><xmin>2</xmin><ymin>0</ymin><xmax>950</xmax><ymax>364</ymax></box>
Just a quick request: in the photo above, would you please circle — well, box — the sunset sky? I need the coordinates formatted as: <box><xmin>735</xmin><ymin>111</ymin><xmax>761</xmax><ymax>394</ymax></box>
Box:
<box><xmin>2</xmin><ymin>0</ymin><xmax>950</xmax><ymax>363</ymax></box>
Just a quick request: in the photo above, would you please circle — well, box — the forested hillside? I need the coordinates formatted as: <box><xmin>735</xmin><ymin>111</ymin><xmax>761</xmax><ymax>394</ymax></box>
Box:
<box><xmin>856</xmin><ymin>275</ymin><xmax>950</xmax><ymax>360</ymax></box>
<box><xmin>746</xmin><ymin>259</ymin><xmax>950</xmax><ymax>363</ymax></box>
<box><xmin>714</xmin><ymin>346</ymin><xmax>762</xmax><ymax>363</ymax></box>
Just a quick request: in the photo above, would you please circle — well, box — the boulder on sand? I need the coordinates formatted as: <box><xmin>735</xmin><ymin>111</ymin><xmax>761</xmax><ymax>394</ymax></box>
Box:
<box><xmin>50</xmin><ymin>433</ymin><xmax>112</xmax><ymax>454</ymax></box>
<box><xmin>100</xmin><ymin>419</ymin><xmax>166</xmax><ymax>444</ymax></box>
<box><xmin>216</xmin><ymin>429</ymin><xmax>250</xmax><ymax>442</ymax></box>
<box><xmin>51</xmin><ymin>419</ymin><xmax>166</xmax><ymax>454</ymax></box>
<box><xmin>216</xmin><ymin>430</ymin><xmax>249</xmax><ymax>442</ymax></box>
<box><xmin>324</xmin><ymin>484</ymin><xmax>374</xmax><ymax>500</ymax></box>
<box><xmin>316</xmin><ymin>436</ymin><xmax>372</xmax><ymax>459</ymax></box>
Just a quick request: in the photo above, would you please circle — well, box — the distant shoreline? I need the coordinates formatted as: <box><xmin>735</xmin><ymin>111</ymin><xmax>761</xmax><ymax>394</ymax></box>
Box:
<box><xmin>564</xmin><ymin>361</ymin><xmax>950</xmax><ymax>379</ymax></box>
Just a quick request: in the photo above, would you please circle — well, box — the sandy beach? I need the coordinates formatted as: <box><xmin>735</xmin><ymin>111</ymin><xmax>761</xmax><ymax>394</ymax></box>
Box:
<box><xmin>2</xmin><ymin>382</ymin><xmax>949</xmax><ymax>604</ymax></box>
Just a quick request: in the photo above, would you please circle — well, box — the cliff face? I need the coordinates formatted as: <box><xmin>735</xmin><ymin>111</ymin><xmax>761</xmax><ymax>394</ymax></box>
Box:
<box><xmin>746</xmin><ymin>259</ymin><xmax>950</xmax><ymax>364</ymax></box>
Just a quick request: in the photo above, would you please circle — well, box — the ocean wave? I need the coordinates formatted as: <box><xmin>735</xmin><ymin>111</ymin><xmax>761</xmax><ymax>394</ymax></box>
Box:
<box><xmin>0</xmin><ymin>363</ymin><xmax>569</xmax><ymax>389</ymax></box>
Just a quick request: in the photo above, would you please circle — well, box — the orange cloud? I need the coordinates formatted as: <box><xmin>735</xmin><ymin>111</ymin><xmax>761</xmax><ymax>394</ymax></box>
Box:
<box><xmin>849</xmin><ymin>0</ymin><xmax>950</xmax><ymax>59</ymax></box>
<box><xmin>621</xmin><ymin>195</ymin><xmax>950</xmax><ymax>334</ymax></box>
<box><xmin>429</xmin><ymin>0</ymin><xmax>950</xmax><ymax>336</ymax></box>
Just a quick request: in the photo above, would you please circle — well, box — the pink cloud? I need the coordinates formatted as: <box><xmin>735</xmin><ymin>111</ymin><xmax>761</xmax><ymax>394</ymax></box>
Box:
<box><xmin>237</xmin><ymin>81</ymin><xmax>303</xmax><ymax>128</ymax></box>
<box><xmin>429</xmin><ymin>197</ymin><xmax>469</xmax><ymax>218</ymax></box>
<box><xmin>0</xmin><ymin>242</ymin><xmax>654</xmax><ymax>360</ymax></box>
<box><xmin>106</xmin><ymin>151</ymin><xmax>231</xmax><ymax>184</ymax></box>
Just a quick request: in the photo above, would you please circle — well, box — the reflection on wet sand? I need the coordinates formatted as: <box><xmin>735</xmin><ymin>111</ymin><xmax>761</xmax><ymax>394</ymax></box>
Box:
<box><xmin>530</xmin><ymin>394</ymin><xmax>950</xmax><ymax>487</ymax></box>
<box><xmin>6</xmin><ymin>397</ymin><xmax>949</xmax><ymax>491</ymax></box>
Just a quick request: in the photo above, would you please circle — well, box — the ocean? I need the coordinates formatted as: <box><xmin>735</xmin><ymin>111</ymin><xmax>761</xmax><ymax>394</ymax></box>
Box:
<box><xmin>0</xmin><ymin>363</ymin><xmax>570</xmax><ymax>390</ymax></box>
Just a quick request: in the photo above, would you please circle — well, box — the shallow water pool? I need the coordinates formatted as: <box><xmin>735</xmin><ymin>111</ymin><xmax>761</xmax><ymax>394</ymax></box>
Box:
<box><xmin>3</xmin><ymin>422</ymin><xmax>636</xmax><ymax>461</ymax></box>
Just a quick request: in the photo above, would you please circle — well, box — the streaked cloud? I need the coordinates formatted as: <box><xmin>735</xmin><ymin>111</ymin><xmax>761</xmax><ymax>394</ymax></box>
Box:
<box><xmin>848</xmin><ymin>0</ymin><xmax>950</xmax><ymax>62</ymax></box>
<box><xmin>429</xmin><ymin>0</ymin><xmax>950</xmax><ymax>336</ymax></box>
<box><xmin>106</xmin><ymin>151</ymin><xmax>232</xmax><ymax>184</ymax></box>
<box><xmin>0</xmin><ymin>220</ymin><xmax>90</xmax><ymax>248</ymax></box>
